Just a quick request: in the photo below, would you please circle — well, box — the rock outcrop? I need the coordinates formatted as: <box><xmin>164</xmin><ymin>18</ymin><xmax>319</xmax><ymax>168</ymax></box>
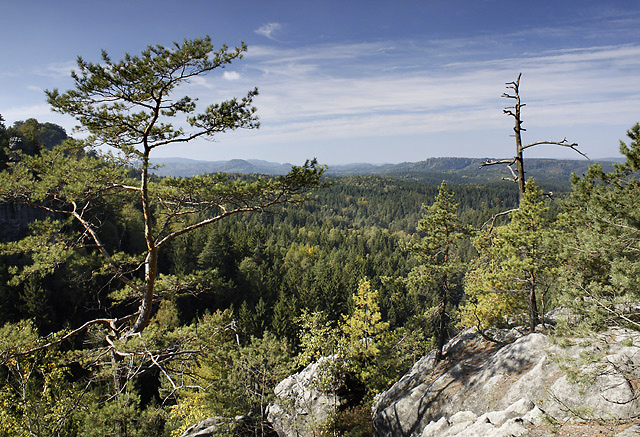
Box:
<box><xmin>178</xmin><ymin>415</ymin><xmax>261</xmax><ymax>437</ymax></box>
<box><xmin>179</xmin><ymin>417</ymin><xmax>232</xmax><ymax>437</ymax></box>
<box><xmin>0</xmin><ymin>203</ymin><xmax>52</xmax><ymax>241</ymax></box>
<box><xmin>267</xmin><ymin>356</ymin><xmax>344</xmax><ymax>436</ymax></box>
<box><xmin>420</xmin><ymin>398</ymin><xmax>544</xmax><ymax>437</ymax></box>
<box><xmin>372</xmin><ymin>327</ymin><xmax>640</xmax><ymax>436</ymax></box>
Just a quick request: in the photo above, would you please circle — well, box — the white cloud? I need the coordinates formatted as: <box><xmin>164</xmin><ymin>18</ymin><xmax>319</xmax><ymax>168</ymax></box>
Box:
<box><xmin>7</xmin><ymin>29</ymin><xmax>638</xmax><ymax>164</ymax></box>
<box><xmin>222</xmin><ymin>71</ymin><xmax>241</xmax><ymax>81</ymax></box>
<box><xmin>255</xmin><ymin>23</ymin><xmax>283</xmax><ymax>41</ymax></box>
<box><xmin>3</xmin><ymin>104</ymin><xmax>52</xmax><ymax>121</ymax></box>
<box><xmin>183</xmin><ymin>76</ymin><xmax>215</xmax><ymax>90</ymax></box>
<box><xmin>244</xmin><ymin>41</ymin><xmax>640</xmax><ymax>123</ymax></box>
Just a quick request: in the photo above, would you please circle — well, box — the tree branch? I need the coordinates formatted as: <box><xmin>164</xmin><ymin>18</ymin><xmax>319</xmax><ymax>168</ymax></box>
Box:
<box><xmin>71</xmin><ymin>206</ymin><xmax>143</xmax><ymax>293</ymax></box>
<box><xmin>480</xmin><ymin>208</ymin><xmax>520</xmax><ymax>232</ymax></box>
<box><xmin>579</xmin><ymin>285</ymin><xmax>640</xmax><ymax>330</ymax></box>
<box><xmin>522</xmin><ymin>139</ymin><xmax>590</xmax><ymax>160</ymax></box>
<box><xmin>155</xmin><ymin>199</ymin><xmax>282</xmax><ymax>249</ymax></box>
<box><xmin>480</xmin><ymin>158</ymin><xmax>516</xmax><ymax>168</ymax></box>
<box><xmin>3</xmin><ymin>316</ymin><xmax>135</xmax><ymax>362</ymax></box>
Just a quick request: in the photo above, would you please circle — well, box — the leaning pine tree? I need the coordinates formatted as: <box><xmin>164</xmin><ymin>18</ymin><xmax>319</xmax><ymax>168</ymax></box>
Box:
<box><xmin>0</xmin><ymin>36</ymin><xmax>323</xmax><ymax>430</ymax></box>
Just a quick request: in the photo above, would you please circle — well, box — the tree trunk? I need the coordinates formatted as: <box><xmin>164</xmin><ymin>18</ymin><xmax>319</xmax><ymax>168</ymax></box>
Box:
<box><xmin>132</xmin><ymin>248</ymin><xmax>158</xmax><ymax>333</ymax></box>
<box><xmin>435</xmin><ymin>284</ymin><xmax>448</xmax><ymax>362</ymax></box>
<box><xmin>515</xmin><ymin>133</ymin><xmax>525</xmax><ymax>200</ymax></box>
<box><xmin>511</xmin><ymin>74</ymin><xmax>526</xmax><ymax>200</ymax></box>
<box><xmin>528</xmin><ymin>278</ymin><xmax>539</xmax><ymax>333</ymax></box>
<box><xmin>132</xmin><ymin>149</ymin><xmax>156</xmax><ymax>334</ymax></box>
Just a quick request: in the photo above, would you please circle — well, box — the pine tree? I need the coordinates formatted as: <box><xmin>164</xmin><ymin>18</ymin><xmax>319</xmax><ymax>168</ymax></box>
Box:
<box><xmin>0</xmin><ymin>36</ymin><xmax>323</xmax><ymax>341</ymax></box>
<box><xmin>462</xmin><ymin>179</ymin><xmax>556</xmax><ymax>333</ymax></box>
<box><xmin>0</xmin><ymin>36</ymin><xmax>324</xmax><ymax>427</ymax></box>
<box><xmin>409</xmin><ymin>182</ymin><xmax>471</xmax><ymax>361</ymax></box>
<box><xmin>557</xmin><ymin>123</ymin><xmax>640</xmax><ymax>332</ymax></box>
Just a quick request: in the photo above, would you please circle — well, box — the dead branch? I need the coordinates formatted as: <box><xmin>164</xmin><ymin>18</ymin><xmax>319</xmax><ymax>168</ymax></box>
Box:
<box><xmin>141</xmin><ymin>337</ymin><xmax>195</xmax><ymax>398</ymax></box>
<box><xmin>522</xmin><ymin>139</ymin><xmax>589</xmax><ymax>160</ymax></box>
<box><xmin>504</xmin><ymin>164</ymin><xmax>519</xmax><ymax>181</ymax></box>
<box><xmin>473</xmin><ymin>310</ymin><xmax>510</xmax><ymax>346</ymax></box>
<box><xmin>480</xmin><ymin>158</ymin><xmax>520</xmax><ymax>183</ymax></box>
<box><xmin>3</xmin><ymin>315</ymin><xmax>136</xmax><ymax>362</ymax></box>
<box><xmin>480</xmin><ymin>208</ymin><xmax>519</xmax><ymax>231</ymax></box>
<box><xmin>479</xmin><ymin>158</ymin><xmax>516</xmax><ymax>168</ymax></box>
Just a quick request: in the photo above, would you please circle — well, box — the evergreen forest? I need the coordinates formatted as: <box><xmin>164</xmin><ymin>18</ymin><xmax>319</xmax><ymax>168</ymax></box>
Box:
<box><xmin>0</xmin><ymin>36</ymin><xmax>639</xmax><ymax>436</ymax></box>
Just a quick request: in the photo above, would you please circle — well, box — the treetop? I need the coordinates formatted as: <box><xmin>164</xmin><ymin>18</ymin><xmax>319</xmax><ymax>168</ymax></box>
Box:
<box><xmin>45</xmin><ymin>36</ymin><xmax>258</xmax><ymax>157</ymax></box>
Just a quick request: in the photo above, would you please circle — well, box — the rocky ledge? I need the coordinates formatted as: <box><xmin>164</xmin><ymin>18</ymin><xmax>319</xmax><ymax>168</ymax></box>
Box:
<box><xmin>372</xmin><ymin>327</ymin><xmax>640</xmax><ymax>436</ymax></box>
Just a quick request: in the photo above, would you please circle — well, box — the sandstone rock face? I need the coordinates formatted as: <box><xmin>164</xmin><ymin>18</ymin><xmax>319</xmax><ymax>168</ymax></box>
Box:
<box><xmin>179</xmin><ymin>415</ymin><xmax>256</xmax><ymax>437</ymax></box>
<box><xmin>267</xmin><ymin>356</ymin><xmax>344</xmax><ymax>436</ymax></box>
<box><xmin>179</xmin><ymin>417</ymin><xmax>227</xmax><ymax>437</ymax></box>
<box><xmin>372</xmin><ymin>327</ymin><xmax>640</xmax><ymax>437</ymax></box>
<box><xmin>0</xmin><ymin>203</ymin><xmax>51</xmax><ymax>240</ymax></box>
<box><xmin>419</xmin><ymin>399</ymin><xmax>539</xmax><ymax>437</ymax></box>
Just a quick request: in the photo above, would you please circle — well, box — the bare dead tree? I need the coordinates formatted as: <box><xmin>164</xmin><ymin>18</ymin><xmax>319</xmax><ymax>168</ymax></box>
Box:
<box><xmin>480</xmin><ymin>73</ymin><xmax>588</xmax><ymax>200</ymax></box>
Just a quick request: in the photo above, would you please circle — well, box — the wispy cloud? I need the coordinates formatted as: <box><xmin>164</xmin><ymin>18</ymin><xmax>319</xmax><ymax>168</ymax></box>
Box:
<box><xmin>183</xmin><ymin>76</ymin><xmax>215</xmax><ymax>90</ymax></box>
<box><xmin>33</xmin><ymin>61</ymin><xmax>77</xmax><ymax>79</ymax></box>
<box><xmin>215</xmin><ymin>36</ymin><xmax>640</xmax><ymax>162</ymax></box>
<box><xmin>8</xmin><ymin>17</ymin><xmax>640</xmax><ymax>164</ymax></box>
<box><xmin>251</xmin><ymin>40</ymin><xmax>639</xmax><ymax>112</ymax></box>
<box><xmin>2</xmin><ymin>104</ymin><xmax>68</xmax><ymax>125</ymax></box>
<box><xmin>255</xmin><ymin>23</ymin><xmax>283</xmax><ymax>41</ymax></box>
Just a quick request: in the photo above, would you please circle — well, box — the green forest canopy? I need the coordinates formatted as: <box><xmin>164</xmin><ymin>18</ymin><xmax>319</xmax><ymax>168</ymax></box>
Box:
<box><xmin>1</xmin><ymin>113</ymin><xmax>639</xmax><ymax>435</ymax></box>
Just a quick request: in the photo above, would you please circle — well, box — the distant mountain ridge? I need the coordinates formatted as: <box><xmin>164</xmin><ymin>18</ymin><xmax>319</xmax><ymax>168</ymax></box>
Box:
<box><xmin>150</xmin><ymin>158</ymin><xmax>295</xmax><ymax>176</ymax></box>
<box><xmin>150</xmin><ymin>156</ymin><xmax>616</xmax><ymax>185</ymax></box>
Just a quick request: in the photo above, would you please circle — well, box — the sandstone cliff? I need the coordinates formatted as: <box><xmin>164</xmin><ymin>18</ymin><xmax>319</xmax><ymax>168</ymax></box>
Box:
<box><xmin>372</xmin><ymin>327</ymin><xmax>640</xmax><ymax>436</ymax></box>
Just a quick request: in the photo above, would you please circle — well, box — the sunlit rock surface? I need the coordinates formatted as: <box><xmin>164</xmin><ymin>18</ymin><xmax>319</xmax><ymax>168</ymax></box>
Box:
<box><xmin>373</xmin><ymin>326</ymin><xmax>640</xmax><ymax>436</ymax></box>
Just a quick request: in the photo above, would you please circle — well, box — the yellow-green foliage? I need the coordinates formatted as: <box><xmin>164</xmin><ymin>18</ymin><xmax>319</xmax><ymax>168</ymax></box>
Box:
<box><xmin>168</xmin><ymin>391</ymin><xmax>212</xmax><ymax>437</ymax></box>
<box><xmin>337</xmin><ymin>278</ymin><xmax>394</xmax><ymax>399</ymax></box>
<box><xmin>0</xmin><ymin>321</ymin><xmax>89</xmax><ymax>436</ymax></box>
<box><xmin>296</xmin><ymin>309</ymin><xmax>340</xmax><ymax>367</ymax></box>
<box><xmin>165</xmin><ymin>309</ymin><xmax>236</xmax><ymax>434</ymax></box>
<box><xmin>340</xmin><ymin>278</ymin><xmax>389</xmax><ymax>355</ymax></box>
<box><xmin>459</xmin><ymin>253</ymin><xmax>528</xmax><ymax>329</ymax></box>
<box><xmin>459</xmin><ymin>274</ymin><xmax>526</xmax><ymax>329</ymax></box>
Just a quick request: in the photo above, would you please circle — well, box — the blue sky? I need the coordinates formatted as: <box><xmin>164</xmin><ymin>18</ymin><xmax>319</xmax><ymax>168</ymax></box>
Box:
<box><xmin>1</xmin><ymin>0</ymin><xmax>639</xmax><ymax>165</ymax></box>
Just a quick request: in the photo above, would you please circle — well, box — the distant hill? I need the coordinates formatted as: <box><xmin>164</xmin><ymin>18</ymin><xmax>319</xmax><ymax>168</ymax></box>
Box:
<box><xmin>150</xmin><ymin>156</ymin><xmax>615</xmax><ymax>186</ymax></box>
<box><xmin>150</xmin><ymin>158</ymin><xmax>295</xmax><ymax>176</ymax></box>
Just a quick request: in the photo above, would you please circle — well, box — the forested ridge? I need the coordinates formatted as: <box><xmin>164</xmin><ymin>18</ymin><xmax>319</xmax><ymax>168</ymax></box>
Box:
<box><xmin>0</xmin><ymin>36</ymin><xmax>639</xmax><ymax>436</ymax></box>
<box><xmin>151</xmin><ymin>155</ymin><xmax>616</xmax><ymax>188</ymax></box>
